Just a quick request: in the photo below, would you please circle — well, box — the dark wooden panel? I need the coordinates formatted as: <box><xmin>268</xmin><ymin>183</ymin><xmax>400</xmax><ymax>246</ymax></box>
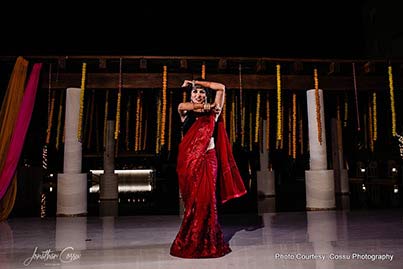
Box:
<box><xmin>42</xmin><ymin>73</ymin><xmax>388</xmax><ymax>91</ymax></box>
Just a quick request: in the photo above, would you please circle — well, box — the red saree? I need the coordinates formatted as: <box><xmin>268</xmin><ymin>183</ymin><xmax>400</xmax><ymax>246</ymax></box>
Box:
<box><xmin>170</xmin><ymin>113</ymin><xmax>246</xmax><ymax>258</ymax></box>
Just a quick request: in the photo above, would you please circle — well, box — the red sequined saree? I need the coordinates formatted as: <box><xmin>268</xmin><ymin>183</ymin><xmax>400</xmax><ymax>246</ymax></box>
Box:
<box><xmin>170</xmin><ymin>113</ymin><xmax>247</xmax><ymax>258</ymax></box>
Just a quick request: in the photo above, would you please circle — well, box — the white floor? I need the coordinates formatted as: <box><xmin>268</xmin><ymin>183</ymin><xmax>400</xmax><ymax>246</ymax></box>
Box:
<box><xmin>1</xmin><ymin>207</ymin><xmax>403</xmax><ymax>269</ymax></box>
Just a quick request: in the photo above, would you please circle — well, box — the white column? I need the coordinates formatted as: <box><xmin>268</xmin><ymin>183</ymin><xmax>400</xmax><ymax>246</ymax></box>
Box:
<box><xmin>305</xmin><ymin>89</ymin><xmax>335</xmax><ymax>209</ymax></box>
<box><xmin>257</xmin><ymin>120</ymin><xmax>276</xmax><ymax>213</ymax></box>
<box><xmin>57</xmin><ymin>88</ymin><xmax>87</xmax><ymax>215</ymax></box>
<box><xmin>100</xmin><ymin>120</ymin><xmax>118</xmax><ymax>201</ymax></box>
<box><xmin>257</xmin><ymin>120</ymin><xmax>276</xmax><ymax>197</ymax></box>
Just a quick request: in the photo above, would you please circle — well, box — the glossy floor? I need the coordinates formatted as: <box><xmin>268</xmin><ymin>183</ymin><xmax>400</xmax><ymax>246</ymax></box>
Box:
<box><xmin>1</xmin><ymin>205</ymin><xmax>402</xmax><ymax>268</ymax></box>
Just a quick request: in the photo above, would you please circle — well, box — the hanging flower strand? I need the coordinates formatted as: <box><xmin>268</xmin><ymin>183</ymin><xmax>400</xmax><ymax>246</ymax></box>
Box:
<box><xmin>314</xmin><ymin>68</ymin><xmax>322</xmax><ymax>145</ymax></box>
<box><xmin>266</xmin><ymin>93</ymin><xmax>270</xmax><ymax>151</ymax></box>
<box><xmin>77</xmin><ymin>62</ymin><xmax>87</xmax><ymax>142</ymax></box>
<box><xmin>161</xmin><ymin>65</ymin><xmax>167</xmax><ymax>147</ymax></box>
<box><xmin>373</xmin><ymin>92</ymin><xmax>377</xmax><ymax>141</ymax></box>
<box><xmin>254</xmin><ymin>92</ymin><xmax>261</xmax><ymax>143</ymax></box>
<box><xmin>276</xmin><ymin>64</ymin><xmax>282</xmax><ymax>142</ymax></box>
<box><xmin>46</xmin><ymin>92</ymin><xmax>55</xmax><ymax>144</ymax></box>
<box><xmin>388</xmin><ymin>65</ymin><xmax>397</xmax><ymax>136</ymax></box>
<box><xmin>368</xmin><ymin>98</ymin><xmax>374</xmax><ymax>152</ymax></box>
<box><xmin>201</xmin><ymin>63</ymin><xmax>206</xmax><ymax>80</ymax></box>
<box><xmin>55</xmin><ymin>92</ymin><xmax>64</xmax><ymax>150</ymax></box>
<box><xmin>352</xmin><ymin>62</ymin><xmax>361</xmax><ymax>131</ymax></box>
<box><xmin>239</xmin><ymin>64</ymin><xmax>245</xmax><ymax>146</ymax></box>
<box><xmin>114</xmin><ymin>58</ymin><xmax>122</xmax><ymax>140</ymax></box>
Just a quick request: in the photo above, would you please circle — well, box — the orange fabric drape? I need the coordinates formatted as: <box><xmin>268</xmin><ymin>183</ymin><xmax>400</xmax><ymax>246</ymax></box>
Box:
<box><xmin>0</xmin><ymin>176</ymin><xmax>17</xmax><ymax>221</ymax></box>
<box><xmin>0</xmin><ymin>56</ymin><xmax>29</xmax><ymax>220</ymax></box>
<box><xmin>0</xmin><ymin>56</ymin><xmax>28</xmax><ymax>169</ymax></box>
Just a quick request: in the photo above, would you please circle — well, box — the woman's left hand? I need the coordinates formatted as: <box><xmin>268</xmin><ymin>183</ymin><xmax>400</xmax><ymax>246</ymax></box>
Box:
<box><xmin>212</xmin><ymin>104</ymin><xmax>221</xmax><ymax>114</ymax></box>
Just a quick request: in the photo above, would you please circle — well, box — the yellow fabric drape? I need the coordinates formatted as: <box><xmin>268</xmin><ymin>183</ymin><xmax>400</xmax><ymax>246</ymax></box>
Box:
<box><xmin>0</xmin><ymin>56</ymin><xmax>29</xmax><ymax>220</ymax></box>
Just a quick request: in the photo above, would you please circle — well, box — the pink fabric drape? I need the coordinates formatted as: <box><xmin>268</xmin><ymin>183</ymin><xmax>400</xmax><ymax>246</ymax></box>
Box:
<box><xmin>0</xmin><ymin>63</ymin><xmax>43</xmax><ymax>199</ymax></box>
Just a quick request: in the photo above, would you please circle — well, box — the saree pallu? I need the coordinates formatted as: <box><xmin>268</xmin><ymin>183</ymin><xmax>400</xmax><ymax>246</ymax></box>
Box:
<box><xmin>170</xmin><ymin>113</ymin><xmax>246</xmax><ymax>258</ymax></box>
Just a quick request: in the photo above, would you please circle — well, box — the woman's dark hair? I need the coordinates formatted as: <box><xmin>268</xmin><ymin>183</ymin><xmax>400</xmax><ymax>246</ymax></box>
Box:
<box><xmin>187</xmin><ymin>78</ymin><xmax>212</xmax><ymax>103</ymax></box>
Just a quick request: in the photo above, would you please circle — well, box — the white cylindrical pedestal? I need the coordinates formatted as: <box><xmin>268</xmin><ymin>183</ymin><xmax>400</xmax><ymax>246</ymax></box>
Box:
<box><xmin>57</xmin><ymin>88</ymin><xmax>87</xmax><ymax>215</ymax></box>
<box><xmin>305</xmin><ymin>170</ymin><xmax>335</xmax><ymax>209</ymax></box>
<box><xmin>257</xmin><ymin>120</ymin><xmax>276</xmax><ymax>197</ymax></box>
<box><xmin>257</xmin><ymin>171</ymin><xmax>275</xmax><ymax>197</ymax></box>
<box><xmin>57</xmin><ymin>174</ymin><xmax>87</xmax><ymax>215</ymax></box>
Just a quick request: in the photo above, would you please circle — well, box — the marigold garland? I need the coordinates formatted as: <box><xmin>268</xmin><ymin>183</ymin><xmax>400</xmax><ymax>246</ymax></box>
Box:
<box><xmin>368</xmin><ymin>98</ymin><xmax>374</xmax><ymax>152</ymax></box>
<box><xmin>168</xmin><ymin>91</ymin><xmax>173</xmax><ymax>151</ymax></box>
<box><xmin>135</xmin><ymin>92</ymin><xmax>141</xmax><ymax>151</ymax></box>
<box><xmin>161</xmin><ymin>65</ymin><xmax>167</xmax><ymax>146</ymax></box>
<box><xmin>299</xmin><ymin>105</ymin><xmax>304</xmax><ymax>155</ymax></box>
<box><xmin>182</xmin><ymin>90</ymin><xmax>187</xmax><ymax>103</ymax></box>
<box><xmin>114</xmin><ymin>90</ymin><xmax>122</xmax><ymax>139</ymax></box>
<box><xmin>276</xmin><ymin>64</ymin><xmax>282</xmax><ymax>142</ymax></box>
<box><xmin>239</xmin><ymin>64</ymin><xmax>244</xmax><ymax>145</ymax></box>
<box><xmin>155</xmin><ymin>94</ymin><xmax>162</xmax><ymax>153</ymax></box>
<box><xmin>114</xmin><ymin>59</ymin><xmax>122</xmax><ymax>140</ymax></box>
<box><xmin>280</xmin><ymin>104</ymin><xmax>284</xmax><ymax>149</ymax></box>
<box><xmin>139</xmin><ymin>93</ymin><xmax>143</xmax><ymax>151</ymax></box>
<box><xmin>249</xmin><ymin>111</ymin><xmax>253</xmax><ymax>151</ymax></box>
<box><xmin>235</xmin><ymin>95</ymin><xmax>239</xmax><ymax>141</ymax></box>
<box><xmin>266</xmin><ymin>93</ymin><xmax>270</xmax><ymax>151</ymax></box>
<box><xmin>46</xmin><ymin>91</ymin><xmax>55</xmax><ymax>144</ymax></box>
<box><xmin>396</xmin><ymin>134</ymin><xmax>403</xmax><ymax>159</ymax></box>
<box><xmin>201</xmin><ymin>63</ymin><xmax>206</xmax><ymax>79</ymax></box>
<box><xmin>288</xmin><ymin>106</ymin><xmax>292</xmax><ymax>156</ymax></box>
<box><xmin>343</xmin><ymin>93</ymin><xmax>348</xmax><ymax>127</ymax></box>
<box><xmin>254</xmin><ymin>92</ymin><xmax>261</xmax><ymax>143</ymax></box>
<box><xmin>314</xmin><ymin>68</ymin><xmax>322</xmax><ymax>144</ymax></box>
<box><xmin>230</xmin><ymin>95</ymin><xmax>236</xmax><ymax>144</ymax></box>
<box><xmin>373</xmin><ymin>92</ymin><xmax>377</xmax><ymax>141</ymax></box>
<box><xmin>77</xmin><ymin>62</ymin><xmax>87</xmax><ymax>142</ymax></box>
<box><xmin>388</xmin><ymin>65</ymin><xmax>397</xmax><ymax>136</ymax></box>
<box><xmin>125</xmin><ymin>97</ymin><xmax>131</xmax><ymax>151</ymax></box>
<box><xmin>222</xmin><ymin>93</ymin><xmax>226</xmax><ymax>126</ymax></box>
<box><xmin>292</xmin><ymin>93</ymin><xmax>297</xmax><ymax>159</ymax></box>
<box><xmin>241</xmin><ymin>106</ymin><xmax>246</xmax><ymax>147</ymax></box>
<box><xmin>55</xmin><ymin>92</ymin><xmax>63</xmax><ymax>150</ymax></box>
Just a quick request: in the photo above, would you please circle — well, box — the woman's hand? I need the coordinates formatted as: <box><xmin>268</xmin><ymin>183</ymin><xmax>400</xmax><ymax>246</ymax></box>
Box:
<box><xmin>211</xmin><ymin>103</ymin><xmax>221</xmax><ymax>114</ymax></box>
<box><xmin>181</xmin><ymin>80</ymin><xmax>194</xmax><ymax>88</ymax></box>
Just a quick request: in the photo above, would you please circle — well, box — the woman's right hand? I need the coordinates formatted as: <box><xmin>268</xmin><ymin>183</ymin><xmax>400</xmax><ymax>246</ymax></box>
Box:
<box><xmin>181</xmin><ymin>80</ymin><xmax>194</xmax><ymax>88</ymax></box>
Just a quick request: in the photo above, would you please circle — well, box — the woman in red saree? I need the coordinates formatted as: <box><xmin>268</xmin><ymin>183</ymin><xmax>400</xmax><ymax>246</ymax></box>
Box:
<box><xmin>170</xmin><ymin>79</ymin><xmax>247</xmax><ymax>258</ymax></box>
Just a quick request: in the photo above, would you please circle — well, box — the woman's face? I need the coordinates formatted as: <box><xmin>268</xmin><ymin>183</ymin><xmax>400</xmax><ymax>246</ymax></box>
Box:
<box><xmin>190</xmin><ymin>87</ymin><xmax>207</xmax><ymax>104</ymax></box>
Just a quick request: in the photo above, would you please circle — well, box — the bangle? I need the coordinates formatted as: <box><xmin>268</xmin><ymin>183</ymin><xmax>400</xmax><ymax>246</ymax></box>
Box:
<box><xmin>204</xmin><ymin>103</ymin><xmax>210</xmax><ymax>111</ymax></box>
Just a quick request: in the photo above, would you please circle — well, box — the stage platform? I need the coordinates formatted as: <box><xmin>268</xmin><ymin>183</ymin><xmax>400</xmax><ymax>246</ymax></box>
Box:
<box><xmin>1</xmin><ymin>205</ymin><xmax>402</xmax><ymax>268</ymax></box>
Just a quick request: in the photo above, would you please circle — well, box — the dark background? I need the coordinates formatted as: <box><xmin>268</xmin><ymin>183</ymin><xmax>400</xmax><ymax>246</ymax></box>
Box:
<box><xmin>0</xmin><ymin>2</ymin><xmax>371</xmax><ymax>58</ymax></box>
